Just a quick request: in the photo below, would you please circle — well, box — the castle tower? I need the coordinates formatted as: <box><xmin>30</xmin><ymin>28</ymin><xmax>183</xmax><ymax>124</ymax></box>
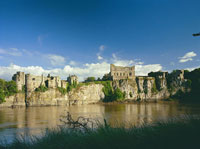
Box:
<box><xmin>67</xmin><ymin>75</ymin><xmax>79</xmax><ymax>85</ymax></box>
<box><xmin>12</xmin><ymin>72</ymin><xmax>25</xmax><ymax>91</ymax></box>
<box><xmin>110</xmin><ymin>64</ymin><xmax>135</xmax><ymax>80</ymax></box>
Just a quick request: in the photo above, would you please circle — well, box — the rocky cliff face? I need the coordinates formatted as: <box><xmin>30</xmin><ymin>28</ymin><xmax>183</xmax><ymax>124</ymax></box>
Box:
<box><xmin>9</xmin><ymin>84</ymin><xmax>104</xmax><ymax>107</ymax></box>
<box><xmin>112</xmin><ymin>72</ymin><xmax>187</xmax><ymax>101</ymax></box>
<box><xmin>0</xmin><ymin>93</ymin><xmax>25</xmax><ymax>107</ymax></box>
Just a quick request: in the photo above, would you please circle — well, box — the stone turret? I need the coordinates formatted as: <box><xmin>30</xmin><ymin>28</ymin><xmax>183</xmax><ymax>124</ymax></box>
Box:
<box><xmin>67</xmin><ymin>75</ymin><xmax>79</xmax><ymax>85</ymax></box>
<box><xmin>12</xmin><ymin>72</ymin><xmax>25</xmax><ymax>91</ymax></box>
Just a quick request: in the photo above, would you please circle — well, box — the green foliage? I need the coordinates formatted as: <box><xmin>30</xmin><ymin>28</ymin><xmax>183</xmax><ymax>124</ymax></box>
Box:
<box><xmin>0</xmin><ymin>79</ymin><xmax>18</xmax><ymax>103</ymax></box>
<box><xmin>144</xmin><ymin>88</ymin><xmax>148</xmax><ymax>94</ymax></box>
<box><xmin>3</xmin><ymin>116</ymin><xmax>200</xmax><ymax>149</ymax></box>
<box><xmin>129</xmin><ymin>92</ymin><xmax>133</xmax><ymax>98</ymax></box>
<box><xmin>67</xmin><ymin>82</ymin><xmax>78</xmax><ymax>92</ymax></box>
<box><xmin>176</xmin><ymin>68</ymin><xmax>200</xmax><ymax>102</ymax></box>
<box><xmin>113</xmin><ymin>88</ymin><xmax>126</xmax><ymax>101</ymax></box>
<box><xmin>35</xmin><ymin>85</ymin><xmax>48</xmax><ymax>92</ymax></box>
<box><xmin>58</xmin><ymin>87</ymin><xmax>67</xmax><ymax>95</ymax></box>
<box><xmin>84</xmin><ymin>77</ymin><xmax>96</xmax><ymax>82</ymax></box>
<box><xmin>101</xmin><ymin>81</ymin><xmax>114</xmax><ymax>102</ymax></box>
<box><xmin>95</xmin><ymin>81</ymin><xmax>125</xmax><ymax>102</ymax></box>
<box><xmin>102</xmin><ymin>73</ymin><xmax>112</xmax><ymax>81</ymax></box>
<box><xmin>151</xmin><ymin>81</ymin><xmax>158</xmax><ymax>93</ymax></box>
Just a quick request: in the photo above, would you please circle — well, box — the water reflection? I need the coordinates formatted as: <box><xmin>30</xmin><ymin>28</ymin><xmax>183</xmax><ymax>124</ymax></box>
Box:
<box><xmin>1</xmin><ymin>102</ymin><xmax>200</xmax><ymax>143</ymax></box>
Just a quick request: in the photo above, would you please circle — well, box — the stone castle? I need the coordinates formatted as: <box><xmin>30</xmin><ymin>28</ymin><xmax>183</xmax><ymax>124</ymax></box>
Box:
<box><xmin>110</xmin><ymin>64</ymin><xmax>135</xmax><ymax>80</ymax></box>
<box><xmin>12</xmin><ymin>72</ymin><xmax>79</xmax><ymax>92</ymax></box>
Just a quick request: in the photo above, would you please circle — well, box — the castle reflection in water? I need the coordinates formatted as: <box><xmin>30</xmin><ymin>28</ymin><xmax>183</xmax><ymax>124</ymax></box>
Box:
<box><xmin>1</xmin><ymin>102</ymin><xmax>200</xmax><ymax>142</ymax></box>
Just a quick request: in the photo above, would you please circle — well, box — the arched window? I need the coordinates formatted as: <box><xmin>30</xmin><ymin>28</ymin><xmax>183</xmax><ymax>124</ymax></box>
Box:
<box><xmin>129</xmin><ymin>73</ymin><xmax>132</xmax><ymax>76</ymax></box>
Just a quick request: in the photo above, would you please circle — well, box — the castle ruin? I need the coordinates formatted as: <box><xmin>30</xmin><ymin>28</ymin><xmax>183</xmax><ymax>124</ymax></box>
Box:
<box><xmin>12</xmin><ymin>72</ymin><xmax>79</xmax><ymax>92</ymax></box>
<box><xmin>110</xmin><ymin>64</ymin><xmax>135</xmax><ymax>80</ymax></box>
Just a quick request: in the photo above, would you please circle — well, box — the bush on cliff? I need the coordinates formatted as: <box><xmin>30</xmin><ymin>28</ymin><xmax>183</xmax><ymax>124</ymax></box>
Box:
<box><xmin>58</xmin><ymin>87</ymin><xmax>67</xmax><ymax>95</ymax></box>
<box><xmin>84</xmin><ymin>77</ymin><xmax>96</xmax><ymax>82</ymax></box>
<box><xmin>94</xmin><ymin>81</ymin><xmax>125</xmax><ymax>102</ymax></box>
<box><xmin>0</xmin><ymin>79</ymin><xmax>18</xmax><ymax>103</ymax></box>
<box><xmin>35</xmin><ymin>85</ymin><xmax>48</xmax><ymax>92</ymax></box>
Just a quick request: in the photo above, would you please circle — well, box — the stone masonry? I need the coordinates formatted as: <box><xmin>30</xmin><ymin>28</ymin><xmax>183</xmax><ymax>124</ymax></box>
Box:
<box><xmin>110</xmin><ymin>64</ymin><xmax>135</xmax><ymax>80</ymax></box>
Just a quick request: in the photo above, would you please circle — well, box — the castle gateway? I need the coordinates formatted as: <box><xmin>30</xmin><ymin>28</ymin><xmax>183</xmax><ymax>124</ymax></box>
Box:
<box><xmin>110</xmin><ymin>64</ymin><xmax>135</xmax><ymax>80</ymax></box>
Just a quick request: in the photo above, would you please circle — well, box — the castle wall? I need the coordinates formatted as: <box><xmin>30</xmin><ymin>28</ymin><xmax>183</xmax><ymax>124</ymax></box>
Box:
<box><xmin>12</xmin><ymin>72</ymin><xmax>25</xmax><ymax>91</ymax></box>
<box><xmin>110</xmin><ymin>64</ymin><xmax>135</xmax><ymax>80</ymax></box>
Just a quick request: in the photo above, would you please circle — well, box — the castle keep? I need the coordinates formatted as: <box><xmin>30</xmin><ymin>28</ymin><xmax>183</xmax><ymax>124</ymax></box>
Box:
<box><xmin>110</xmin><ymin>64</ymin><xmax>135</xmax><ymax>80</ymax></box>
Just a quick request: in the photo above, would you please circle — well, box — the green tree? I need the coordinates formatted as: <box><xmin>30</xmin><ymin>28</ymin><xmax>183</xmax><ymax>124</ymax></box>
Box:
<box><xmin>84</xmin><ymin>77</ymin><xmax>96</xmax><ymax>82</ymax></box>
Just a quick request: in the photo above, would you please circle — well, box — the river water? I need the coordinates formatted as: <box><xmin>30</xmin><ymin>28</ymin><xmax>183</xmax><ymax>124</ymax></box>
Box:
<box><xmin>1</xmin><ymin>101</ymin><xmax>200</xmax><ymax>143</ymax></box>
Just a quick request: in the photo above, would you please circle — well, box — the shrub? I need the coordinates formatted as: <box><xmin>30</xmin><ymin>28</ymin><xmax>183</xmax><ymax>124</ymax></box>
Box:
<box><xmin>58</xmin><ymin>87</ymin><xmax>67</xmax><ymax>95</ymax></box>
<box><xmin>113</xmin><ymin>88</ymin><xmax>126</xmax><ymax>101</ymax></box>
<box><xmin>0</xmin><ymin>79</ymin><xmax>18</xmax><ymax>103</ymax></box>
<box><xmin>151</xmin><ymin>81</ymin><xmax>158</xmax><ymax>93</ymax></box>
<box><xmin>84</xmin><ymin>77</ymin><xmax>96</xmax><ymax>82</ymax></box>
<box><xmin>35</xmin><ymin>85</ymin><xmax>48</xmax><ymax>92</ymax></box>
<box><xmin>129</xmin><ymin>92</ymin><xmax>133</xmax><ymax>98</ymax></box>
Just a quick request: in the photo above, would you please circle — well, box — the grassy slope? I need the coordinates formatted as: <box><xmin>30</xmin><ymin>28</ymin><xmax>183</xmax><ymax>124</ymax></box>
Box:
<box><xmin>1</xmin><ymin>117</ymin><xmax>200</xmax><ymax>149</ymax></box>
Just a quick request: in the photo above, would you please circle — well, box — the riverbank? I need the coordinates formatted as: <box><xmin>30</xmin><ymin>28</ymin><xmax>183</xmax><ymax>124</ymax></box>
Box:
<box><xmin>1</xmin><ymin>116</ymin><xmax>200</xmax><ymax>149</ymax></box>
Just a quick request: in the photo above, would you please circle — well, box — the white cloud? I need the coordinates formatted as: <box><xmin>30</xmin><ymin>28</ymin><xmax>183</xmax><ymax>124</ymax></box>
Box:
<box><xmin>0</xmin><ymin>60</ymin><xmax>162</xmax><ymax>82</ymax></box>
<box><xmin>179</xmin><ymin>51</ymin><xmax>197</xmax><ymax>63</ymax></box>
<box><xmin>184</xmin><ymin>66</ymin><xmax>200</xmax><ymax>72</ymax></box>
<box><xmin>47</xmin><ymin>54</ymin><xmax>66</xmax><ymax>66</ymax></box>
<box><xmin>0</xmin><ymin>48</ymin><xmax>22</xmax><ymax>56</ymax></box>
<box><xmin>135</xmin><ymin>64</ymin><xmax>162</xmax><ymax>76</ymax></box>
<box><xmin>69</xmin><ymin>61</ymin><xmax>77</xmax><ymax>66</ymax></box>
<box><xmin>97</xmin><ymin>55</ymin><xmax>103</xmax><ymax>60</ymax></box>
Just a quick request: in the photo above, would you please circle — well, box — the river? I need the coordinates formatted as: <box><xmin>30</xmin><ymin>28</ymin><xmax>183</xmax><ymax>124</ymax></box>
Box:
<box><xmin>1</xmin><ymin>101</ymin><xmax>200</xmax><ymax>143</ymax></box>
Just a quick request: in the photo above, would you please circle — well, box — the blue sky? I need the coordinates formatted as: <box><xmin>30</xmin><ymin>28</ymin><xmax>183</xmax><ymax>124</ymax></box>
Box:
<box><xmin>0</xmin><ymin>0</ymin><xmax>200</xmax><ymax>81</ymax></box>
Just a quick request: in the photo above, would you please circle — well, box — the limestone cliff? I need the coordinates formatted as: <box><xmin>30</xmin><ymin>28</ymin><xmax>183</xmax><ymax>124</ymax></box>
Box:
<box><xmin>112</xmin><ymin>71</ymin><xmax>187</xmax><ymax>101</ymax></box>
<box><xmin>19</xmin><ymin>84</ymin><xmax>103</xmax><ymax>107</ymax></box>
<box><xmin>0</xmin><ymin>93</ymin><xmax>25</xmax><ymax>107</ymax></box>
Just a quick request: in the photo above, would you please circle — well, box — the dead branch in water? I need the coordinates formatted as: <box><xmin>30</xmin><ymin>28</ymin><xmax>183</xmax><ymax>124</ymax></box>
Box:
<box><xmin>60</xmin><ymin>112</ymin><xmax>98</xmax><ymax>131</ymax></box>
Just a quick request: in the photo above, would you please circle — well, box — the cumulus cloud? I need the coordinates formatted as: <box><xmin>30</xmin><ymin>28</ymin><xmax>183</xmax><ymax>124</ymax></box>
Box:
<box><xmin>47</xmin><ymin>54</ymin><xmax>66</xmax><ymax>66</ymax></box>
<box><xmin>135</xmin><ymin>64</ymin><xmax>162</xmax><ymax>76</ymax></box>
<box><xmin>0</xmin><ymin>60</ymin><xmax>162</xmax><ymax>82</ymax></box>
<box><xmin>0</xmin><ymin>48</ymin><xmax>22</xmax><ymax>56</ymax></box>
<box><xmin>97</xmin><ymin>55</ymin><xmax>103</xmax><ymax>60</ymax></box>
<box><xmin>179</xmin><ymin>51</ymin><xmax>197</xmax><ymax>63</ymax></box>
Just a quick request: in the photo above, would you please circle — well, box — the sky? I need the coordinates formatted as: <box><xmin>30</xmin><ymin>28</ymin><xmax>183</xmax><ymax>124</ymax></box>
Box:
<box><xmin>0</xmin><ymin>0</ymin><xmax>200</xmax><ymax>81</ymax></box>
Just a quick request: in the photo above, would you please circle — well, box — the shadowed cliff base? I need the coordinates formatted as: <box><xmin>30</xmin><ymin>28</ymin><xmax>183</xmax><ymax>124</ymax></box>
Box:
<box><xmin>1</xmin><ymin>115</ymin><xmax>200</xmax><ymax>149</ymax></box>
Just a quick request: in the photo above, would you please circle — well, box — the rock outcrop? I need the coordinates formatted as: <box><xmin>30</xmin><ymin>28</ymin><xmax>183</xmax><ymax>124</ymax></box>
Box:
<box><xmin>0</xmin><ymin>93</ymin><xmax>25</xmax><ymax>107</ymax></box>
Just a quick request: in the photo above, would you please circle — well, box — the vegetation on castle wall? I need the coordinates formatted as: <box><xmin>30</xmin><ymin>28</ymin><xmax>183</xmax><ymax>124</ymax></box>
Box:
<box><xmin>35</xmin><ymin>85</ymin><xmax>48</xmax><ymax>92</ymax></box>
<box><xmin>94</xmin><ymin>81</ymin><xmax>125</xmax><ymax>102</ymax></box>
<box><xmin>151</xmin><ymin>81</ymin><xmax>158</xmax><ymax>93</ymax></box>
<box><xmin>0</xmin><ymin>79</ymin><xmax>17</xmax><ymax>103</ymax></box>
<box><xmin>57</xmin><ymin>82</ymin><xmax>78</xmax><ymax>95</ymax></box>
<box><xmin>148</xmin><ymin>71</ymin><xmax>163</xmax><ymax>91</ymax></box>
<box><xmin>129</xmin><ymin>92</ymin><xmax>133</xmax><ymax>98</ymax></box>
